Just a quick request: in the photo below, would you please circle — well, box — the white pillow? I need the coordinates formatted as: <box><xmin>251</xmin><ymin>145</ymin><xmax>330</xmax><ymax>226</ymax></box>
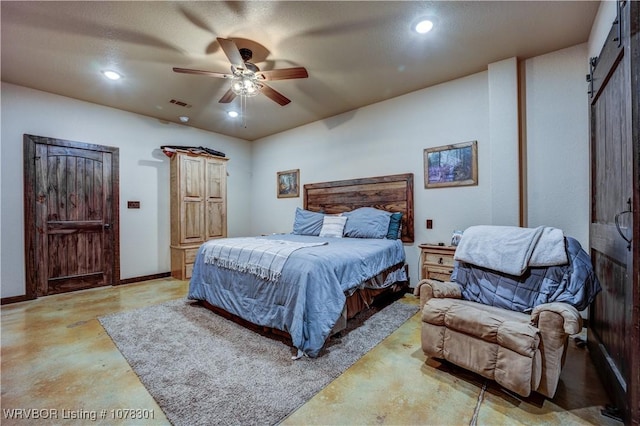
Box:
<box><xmin>319</xmin><ymin>215</ymin><xmax>347</xmax><ymax>238</ymax></box>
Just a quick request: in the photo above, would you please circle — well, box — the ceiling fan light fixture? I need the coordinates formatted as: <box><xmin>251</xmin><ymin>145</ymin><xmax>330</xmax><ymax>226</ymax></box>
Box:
<box><xmin>414</xmin><ymin>19</ymin><xmax>434</xmax><ymax>34</ymax></box>
<box><xmin>231</xmin><ymin>75</ymin><xmax>260</xmax><ymax>97</ymax></box>
<box><xmin>101</xmin><ymin>70</ymin><xmax>122</xmax><ymax>80</ymax></box>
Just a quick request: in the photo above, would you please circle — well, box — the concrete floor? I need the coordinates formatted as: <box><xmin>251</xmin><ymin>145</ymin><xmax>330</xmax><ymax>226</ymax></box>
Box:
<box><xmin>1</xmin><ymin>278</ymin><xmax>620</xmax><ymax>425</ymax></box>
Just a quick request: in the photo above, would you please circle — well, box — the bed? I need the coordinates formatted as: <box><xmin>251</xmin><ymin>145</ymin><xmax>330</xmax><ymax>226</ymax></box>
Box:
<box><xmin>188</xmin><ymin>173</ymin><xmax>414</xmax><ymax>358</ymax></box>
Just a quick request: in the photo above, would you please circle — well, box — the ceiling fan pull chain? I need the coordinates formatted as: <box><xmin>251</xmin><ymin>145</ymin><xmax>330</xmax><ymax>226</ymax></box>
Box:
<box><xmin>241</xmin><ymin>95</ymin><xmax>248</xmax><ymax>129</ymax></box>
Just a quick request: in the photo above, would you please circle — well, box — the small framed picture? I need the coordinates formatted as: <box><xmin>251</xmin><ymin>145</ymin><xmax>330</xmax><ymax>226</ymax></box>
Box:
<box><xmin>277</xmin><ymin>169</ymin><xmax>300</xmax><ymax>198</ymax></box>
<box><xmin>424</xmin><ymin>141</ymin><xmax>478</xmax><ymax>189</ymax></box>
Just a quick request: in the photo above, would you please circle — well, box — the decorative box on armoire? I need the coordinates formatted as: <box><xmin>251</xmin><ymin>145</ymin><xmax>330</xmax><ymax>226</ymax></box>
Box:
<box><xmin>170</xmin><ymin>151</ymin><xmax>228</xmax><ymax>280</ymax></box>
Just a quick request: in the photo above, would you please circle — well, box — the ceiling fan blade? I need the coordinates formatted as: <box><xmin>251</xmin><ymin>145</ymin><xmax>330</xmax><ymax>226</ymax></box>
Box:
<box><xmin>173</xmin><ymin>67</ymin><xmax>230</xmax><ymax>79</ymax></box>
<box><xmin>258</xmin><ymin>67</ymin><xmax>308</xmax><ymax>81</ymax></box>
<box><xmin>218</xmin><ymin>88</ymin><xmax>237</xmax><ymax>104</ymax></box>
<box><xmin>260</xmin><ymin>83</ymin><xmax>291</xmax><ymax>106</ymax></box>
<box><xmin>217</xmin><ymin>37</ymin><xmax>244</xmax><ymax>67</ymax></box>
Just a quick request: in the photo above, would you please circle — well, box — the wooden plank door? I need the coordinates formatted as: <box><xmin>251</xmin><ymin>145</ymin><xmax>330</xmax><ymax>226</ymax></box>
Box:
<box><xmin>587</xmin><ymin>1</ymin><xmax>639</xmax><ymax>424</ymax></box>
<box><xmin>24</xmin><ymin>135</ymin><xmax>119</xmax><ymax>297</ymax></box>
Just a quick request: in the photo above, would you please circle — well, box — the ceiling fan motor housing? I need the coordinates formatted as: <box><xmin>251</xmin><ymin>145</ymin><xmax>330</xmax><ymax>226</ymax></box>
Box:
<box><xmin>238</xmin><ymin>48</ymin><xmax>259</xmax><ymax>72</ymax></box>
<box><xmin>239</xmin><ymin>48</ymin><xmax>253</xmax><ymax>62</ymax></box>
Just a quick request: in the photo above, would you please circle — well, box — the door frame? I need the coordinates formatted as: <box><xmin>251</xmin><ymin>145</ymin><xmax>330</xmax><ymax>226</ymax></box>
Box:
<box><xmin>23</xmin><ymin>134</ymin><xmax>120</xmax><ymax>299</ymax></box>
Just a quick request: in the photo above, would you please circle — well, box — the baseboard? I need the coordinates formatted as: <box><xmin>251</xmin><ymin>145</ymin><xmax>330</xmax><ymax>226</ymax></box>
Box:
<box><xmin>1</xmin><ymin>294</ymin><xmax>36</xmax><ymax>305</ymax></box>
<box><xmin>1</xmin><ymin>273</ymin><xmax>172</xmax><ymax>305</ymax></box>
<box><xmin>119</xmin><ymin>272</ymin><xmax>171</xmax><ymax>285</ymax></box>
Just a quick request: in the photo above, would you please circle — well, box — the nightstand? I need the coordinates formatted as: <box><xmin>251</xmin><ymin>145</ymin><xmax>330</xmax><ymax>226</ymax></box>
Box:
<box><xmin>419</xmin><ymin>244</ymin><xmax>457</xmax><ymax>282</ymax></box>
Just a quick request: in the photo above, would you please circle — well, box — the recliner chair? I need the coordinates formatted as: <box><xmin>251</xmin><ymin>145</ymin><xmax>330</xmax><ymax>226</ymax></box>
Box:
<box><xmin>415</xmin><ymin>225</ymin><xmax>601</xmax><ymax>398</ymax></box>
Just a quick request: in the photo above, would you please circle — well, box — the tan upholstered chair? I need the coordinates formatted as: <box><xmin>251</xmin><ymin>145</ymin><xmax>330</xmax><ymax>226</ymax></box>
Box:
<box><xmin>415</xmin><ymin>279</ymin><xmax>582</xmax><ymax>398</ymax></box>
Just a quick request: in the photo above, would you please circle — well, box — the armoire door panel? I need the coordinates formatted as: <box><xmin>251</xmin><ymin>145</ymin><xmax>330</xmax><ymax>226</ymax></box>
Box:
<box><xmin>181</xmin><ymin>156</ymin><xmax>204</xmax><ymax>198</ymax></box>
<box><xmin>206</xmin><ymin>201</ymin><xmax>224</xmax><ymax>238</ymax></box>
<box><xmin>181</xmin><ymin>201</ymin><xmax>205</xmax><ymax>244</ymax></box>
<box><xmin>206</xmin><ymin>160</ymin><xmax>224</xmax><ymax>199</ymax></box>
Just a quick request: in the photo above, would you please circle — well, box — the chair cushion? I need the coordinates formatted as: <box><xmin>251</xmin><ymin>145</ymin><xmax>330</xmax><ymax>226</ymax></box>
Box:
<box><xmin>422</xmin><ymin>298</ymin><xmax>540</xmax><ymax>357</ymax></box>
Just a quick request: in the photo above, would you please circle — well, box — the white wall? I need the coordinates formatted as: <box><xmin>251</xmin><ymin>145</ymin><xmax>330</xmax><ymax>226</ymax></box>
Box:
<box><xmin>251</xmin><ymin>72</ymin><xmax>493</xmax><ymax>284</ymax></box>
<box><xmin>523</xmin><ymin>44</ymin><xmax>590</xmax><ymax>247</ymax></box>
<box><xmin>488</xmin><ymin>57</ymin><xmax>520</xmax><ymax>226</ymax></box>
<box><xmin>1</xmin><ymin>82</ymin><xmax>252</xmax><ymax>298</ymax></box>
<box><xmin>519</xmin><ymin>0</ymin><xmax>619</xmax><ymax>250</ymax></box>
<box><xmin>2</xmin><ymin>40</ymin><xmax>592</xmax><ymax>297</ymax></box>
<box><xmin>251</xmin><ymin>49</ymin><xmax>589</xmax><ymax>284</ymax></box>
<box><xmin>588</xmin><ymin>0</ymin><xmax>618</xmax><ymax>59</ymax></box>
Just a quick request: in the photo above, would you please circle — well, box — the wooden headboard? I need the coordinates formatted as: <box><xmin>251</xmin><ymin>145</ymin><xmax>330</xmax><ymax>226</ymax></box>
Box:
<box><xmin>303</xmin><ymin>173</ymin><xmax>414</xmax><ymax>243</ymax></box>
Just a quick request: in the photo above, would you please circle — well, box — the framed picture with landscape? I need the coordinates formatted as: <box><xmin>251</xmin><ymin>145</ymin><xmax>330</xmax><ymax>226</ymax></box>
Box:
<box><xmin>424</xmin><ymin>141</ymin><xmax>478</xmax><ymax>189</ymax></box>
<box><xmin>277</xmin><ymin>169</ymin><xmax>300</xmax><ymax>198</ymax></box>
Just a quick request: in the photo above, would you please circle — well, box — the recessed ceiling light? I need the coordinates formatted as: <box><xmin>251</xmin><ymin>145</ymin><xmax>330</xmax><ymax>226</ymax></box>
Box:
<box><xmin>228</xmin><ymin>111</ymin><xmax>239</xmax><ymax>118</ymax></box>
<box><xmin>179</xmin><ymin>116</ymin><xmax>189</xmax><ymax>123</ymax></box>
<box><xmin>102</xmin><ymin>70</ymin><xmax>122</xmax><ymax>80</ymax></box>
<box><xmin>414</xmin><ymin>19</ymin><xmax>434</xmax><ymax>34</ymax></box>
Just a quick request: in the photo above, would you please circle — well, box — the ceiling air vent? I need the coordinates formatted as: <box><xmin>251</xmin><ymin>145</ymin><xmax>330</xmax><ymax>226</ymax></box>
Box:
<box><xmin>169</xmin><ymin>99</ymin><xmax>192</xmax><ymax>108</ymax></box>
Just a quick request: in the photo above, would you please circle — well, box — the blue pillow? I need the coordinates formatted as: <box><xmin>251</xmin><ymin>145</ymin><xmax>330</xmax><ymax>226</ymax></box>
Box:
<box><xmin>343</xmin><ymin>207</ymin><xmax>391</xmax><ymax>239</ymax></box>
<box><xmin>292</xmin><ymin>207</ymin><xmax>324</xmax><ymax>236</ymax></box>
<box><xmin>386</xmin><ymin>212</ymin><xmax>403</xmax><ymax>239</ymax></box>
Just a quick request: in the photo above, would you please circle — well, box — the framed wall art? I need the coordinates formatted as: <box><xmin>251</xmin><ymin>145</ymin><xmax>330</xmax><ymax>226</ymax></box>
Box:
<box><xmin>424</xmin><ymin>141</ymin><xmax>478</xmax><ymax>189</ymax></box>
<box><xmin>277</xmin><ymin>169</ymin><xmax>300</xmax><ymax>198</ymax></box>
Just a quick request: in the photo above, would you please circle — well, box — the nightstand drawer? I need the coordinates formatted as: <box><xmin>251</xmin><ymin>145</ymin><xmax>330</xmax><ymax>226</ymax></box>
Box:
<box><xmin>424</xmin><ymin>252</ymin><xmax>455</xmax><ymax>267</ymax></box>
<box><xmin>425</xmin><ymin>266</ymin><xmax>455</xmax><ymax>282</ymax></box>
<box><xmin>419</xmin><ymin>244</ymin><xmax>457</xmax><ymax>282</ymax></box>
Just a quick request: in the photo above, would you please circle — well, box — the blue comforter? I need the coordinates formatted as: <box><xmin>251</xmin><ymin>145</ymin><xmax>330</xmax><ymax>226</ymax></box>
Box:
<box><xmin>188</xmin><ymin>234</ymin><xmax>406</xmax><ymax>357</ymax></box>
<box><xmin>452</xmin><ymin>237</ymin><xmax>601</xmax><ymax>312</ymax></box>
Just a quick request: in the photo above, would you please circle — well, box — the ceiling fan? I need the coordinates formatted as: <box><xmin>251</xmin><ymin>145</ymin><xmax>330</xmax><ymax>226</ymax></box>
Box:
<box><xmin>173</xmin><ymin>37</ymin><xmax>308</xmax><ymax>106</ymax></box>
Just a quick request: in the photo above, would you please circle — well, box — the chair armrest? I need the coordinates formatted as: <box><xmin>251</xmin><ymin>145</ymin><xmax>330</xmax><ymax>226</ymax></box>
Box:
<box><xmin>530</xmin><ymin>302</ymin><xmax>582</xmax><ymax>397</ymax></box>
<box><xmin>531</xmin><ymin>302</ymin><xmax>582</xmax><ymax>335</ymax></box>
<box><xmin>414</xmin><ymin>279</ymin><xmax>462</xmax><ymax>310</ymax></box>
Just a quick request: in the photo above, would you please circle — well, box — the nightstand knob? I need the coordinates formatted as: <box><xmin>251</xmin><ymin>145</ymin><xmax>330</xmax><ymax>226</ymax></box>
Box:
<box><xmin>438</xmin><ymin>257</ymin><xmax>444</xmax><ymax>264</ymax></box>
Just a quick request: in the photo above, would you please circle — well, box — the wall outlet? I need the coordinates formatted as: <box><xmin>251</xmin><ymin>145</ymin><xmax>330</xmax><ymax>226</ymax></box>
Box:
<box><xmin>127</xmin><ymin>201</ymin><xmax>140</xmax><ymax>209</ymax></box>
<box><xmin>426</xmin><ymin>219</ymin><xmax>433</xmax><ymax>229</ymax></box>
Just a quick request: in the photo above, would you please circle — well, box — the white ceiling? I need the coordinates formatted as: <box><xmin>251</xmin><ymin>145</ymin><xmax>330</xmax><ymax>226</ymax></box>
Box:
<box><xmin>1</xmin><ymin>1</ymin><xmax>599</xmax><ymax>141</ymax></box>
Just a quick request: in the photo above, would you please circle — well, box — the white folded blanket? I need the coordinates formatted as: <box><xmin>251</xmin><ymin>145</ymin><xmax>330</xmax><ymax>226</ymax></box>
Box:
<box><xmin>202</xmin><ymin>237</ymin><xmax>327</xmax><ymax>283</ymax></box>
<box><xmin>454</xmin><ymin>225</ymin><xmax>568</xmax><ymax>276</ymax></box>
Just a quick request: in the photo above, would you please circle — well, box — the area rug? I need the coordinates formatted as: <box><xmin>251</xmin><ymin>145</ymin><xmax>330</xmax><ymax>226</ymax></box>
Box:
<box><xmin>99</xmin><ymin>298</ymin><xmax>418</xmax><ymax>426</ymax></box>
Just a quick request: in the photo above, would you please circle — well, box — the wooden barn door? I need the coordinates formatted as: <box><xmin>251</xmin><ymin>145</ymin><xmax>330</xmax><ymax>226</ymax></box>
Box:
<box><xmin>24</xmin><ymin>134</ymin><xmax>120</xmax><ymax>297</ymax></box>
<box><xmin>587</xmin><ymin>1</ymin><xmax>639</xmax><ymax>424</ymax></box>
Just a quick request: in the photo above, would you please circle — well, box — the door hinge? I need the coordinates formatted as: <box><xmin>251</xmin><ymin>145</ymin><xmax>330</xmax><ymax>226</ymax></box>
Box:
<box><xmin>587</xmin><ymin>57</ymin><xmax>598</xmax><ymax>97</ymax></box>
<box><xmin>613</xmin><ymin>0</ymin><xmax>625</xmax><ymax>48</ymax></box>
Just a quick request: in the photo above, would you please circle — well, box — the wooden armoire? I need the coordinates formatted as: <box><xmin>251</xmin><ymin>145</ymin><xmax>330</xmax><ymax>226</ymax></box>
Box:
<box><xmin>169</xmin><ymin>151</ymin><xmax>227</xmax><ymax>280</ymax></box>
<box><xmin>587</xmin><ymin>1</ymin><xmax>639</xmax><ymax>424</ymax></box>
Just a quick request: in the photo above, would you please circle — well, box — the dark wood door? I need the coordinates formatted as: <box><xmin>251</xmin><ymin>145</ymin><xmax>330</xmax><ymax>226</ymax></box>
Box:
<box><xmin>587</xmin><ymin>1</ymin><xmax>639</xmax><ymax>424</ymax></box>
<box><xmin>24</xmin><ymin>135</ymin><xmax>120</xmax><ymax>297</ymax></box>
